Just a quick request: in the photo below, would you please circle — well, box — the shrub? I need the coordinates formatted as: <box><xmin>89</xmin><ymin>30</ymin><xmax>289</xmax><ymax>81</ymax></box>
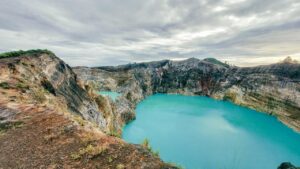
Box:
<box><xmin>167</xmin><ymin>162</ymin><xmax>185</xmax><ymax>169</ymax></box>
<box><xmin>142</xmin><ymin>138</ymin><xmax>150</xmax><ymax>148</ymax></box>
<box><xmin>141</xmin><ymin>138</ymin><xmax>160</xmax><ymax>158</ymax></box>
<box><xmin>0</xmin><ymin>49</ymin><xmax>54</xmax><ymax>59</ymax></box>
<box><xmin>107</xmin><ymin>129</ymin><xmax>121</xmax><ymax>138</ymax></box>
<box><xmin>223</xmin><ymin>91</ymin><xmax>237</xmax><ymax>102</ymax></box>
<box><xmin>70</xmin><ymin>153</ymin><xmax>81</xmax><ymax>160</ymax></box>
<box><xmin>16</xmin><ymin>82</ymin><xmax>29</xmax><ymax>90</ymax></box>
<box><xmin>153</xmin><ymin>150</ymin><xmax>159</xmax><ymax>157</ymax></box>
<box><xmin>0</xmin><ymin>121</ymin><xmax>23</xmax><ymax>132</ymax></box>
<box><xmin>116</xmin><ymin>164</ymin><xmax>125</xmax><ymax>169</ymax></box>
<box><xmin>73</xmin><ymin>115</ymin><xmax>86</xmax><ymax>126</ymax></box>
<box><xmin>31</xmin><ymin>89</ymin><xmax>47</xmax><ymax>103</ymax></box>
<box><xmin>70</xmin><ymin>144</ymin><xmax>107</xmax><ymax>160</ymax></box>
<box><xmin>0</xmin><ymin>82</ymin><xmax>11</xmax><ymax>89</ymax></box>
<box><xmin>108</xmin><ymin>156</ymin><xmax>113</xmax><ymax>163</ymax></box>
<box><xmin>203</xmin><ymin>58</ymin><xmax>230</xmax><ymax>68</ymax></box>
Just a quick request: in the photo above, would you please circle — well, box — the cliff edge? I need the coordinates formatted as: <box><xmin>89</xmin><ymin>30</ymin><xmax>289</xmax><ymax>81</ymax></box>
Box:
<box><xmin>0</xmin><ymin>50</ymin><xmax>176</xmax><ymax>169</ymax></box>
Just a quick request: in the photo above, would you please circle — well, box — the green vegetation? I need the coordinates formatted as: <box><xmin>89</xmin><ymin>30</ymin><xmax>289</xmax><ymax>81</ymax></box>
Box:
<box><xmin>116</xmin><ymin>164</ymin><xmax>125</xmax><ymax>169</ymax></box>
<box><xmin>16</xmin><ymin>82</ymin><xmax>29</xmax><ymax>90</ymax></box>
<box><xmin>70</xmin><ymin>144</ymin><xmax>107</xmax><ymax>160</ymax></box>
<box><xmin>142</xmin><ymin>138</ymin><xmax>149</xmax><ymax>147</ymax></box>
<box><xmin>107</xmin><ymin>129</ymin><xmax>121</xmax><ymax>138</ymax></box>
<box><xmin>0</xmin><ymin>49</ymin><xmax>53</xmax><ymax>59</ymax></box>
<box><xmin>223</xmin><ymin>91</ymin><xmax>237</xmax><ymax>102</ymax></box>
<box><xmin>167</xmin><ymin>162</ymin><xmax>185</xmax><ymax>169</ymax></box>
<box><xmin>73</xmin><ymin>115</ymin><xmax>86</xmax><ymax>126</ymax></box>
<box><xmin>31</xmin><ymin>89</ymin><xmax>47</xmax><ymax>103</ymax></box>
<box><xmin>141</xmin><ymin>138</ymin><xmax>160</xmax><ymax>157</ymax></box>
<box><xmin>108</xmin><ymin>156</ymin><xmax>113</xmax><ymax>163</ymax></box>
<box><xmin>0</xmin><ymin>82</ymin><xmax>11</xmax><ymax>89</ymax></box>
<box><xmin>0</xmin><ymin>81</ymin><xmax>29</xmax><ymax>91</ymax></box>
<box><xmin>204</xmin><ymin>58</ymin><xmax>229</xmax><ymax>67</ymax></box>
<box><xmin>0</xmin><ymin>121</ymin><xmax>23</xmax><ymax>133</ymax></box>
<box><xmin>70</xmin><ymin>153</ymin><xmax>81</xmax><ymax>160</ymax></box>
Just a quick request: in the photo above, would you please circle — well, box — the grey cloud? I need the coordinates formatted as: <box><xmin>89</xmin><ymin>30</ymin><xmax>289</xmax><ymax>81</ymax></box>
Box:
<box><xmin>0</xmin><ymin>0</ymin><xmax>299</xmax><ymax>67</ymax></box>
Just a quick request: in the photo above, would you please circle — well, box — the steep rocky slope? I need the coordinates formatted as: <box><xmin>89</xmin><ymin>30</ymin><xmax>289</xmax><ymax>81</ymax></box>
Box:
<box><xmin>0</xmin><ymin>50</ymin><xmax>108</xmax><ymax>130</ymax></box>
<box><xmin>0</xmin><ymin>50</ymin><xmax>177</xmax><ymax>169</ymax></box>
<box><xmin>74</xmin><ymin>57</ymin><xmax>300</xmax><ymax>132</ymax></box>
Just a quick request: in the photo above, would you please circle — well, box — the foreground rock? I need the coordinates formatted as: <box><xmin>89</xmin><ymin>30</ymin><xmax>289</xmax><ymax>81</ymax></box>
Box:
<box><xmin>278</xmin><ymin>162</ymin><xmax>300</xmax><ymax>169</ymax></box>
<box><xmin>0</xmin><ymin>50</ymin><xmax>177</xmax><ymax>169</ymax></box>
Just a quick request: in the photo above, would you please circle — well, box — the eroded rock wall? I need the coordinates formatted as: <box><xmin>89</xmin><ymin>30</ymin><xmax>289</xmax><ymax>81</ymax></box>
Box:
<box><xmin>0</xmin><ymin>52</ymin><xmax>108</xmax><ymax>130</ymax></box>
<box><xmin>74</xmin><ymin>58</ymin><xmax>300</xmax><ymax>131</ymax></box>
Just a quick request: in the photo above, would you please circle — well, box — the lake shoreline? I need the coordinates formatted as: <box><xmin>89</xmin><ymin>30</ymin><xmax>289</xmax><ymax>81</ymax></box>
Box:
<box><xmin>122</xmin><ymin>94</ymin><xmax>300</xmax><ymax>169</ymax></box>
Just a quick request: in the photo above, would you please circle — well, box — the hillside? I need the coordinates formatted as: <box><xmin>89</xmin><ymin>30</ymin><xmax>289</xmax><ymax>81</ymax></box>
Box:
<box><xmin>0</xmin><ymin>50</ymin><xmax>177</xmax><ymax>169</ymax></box>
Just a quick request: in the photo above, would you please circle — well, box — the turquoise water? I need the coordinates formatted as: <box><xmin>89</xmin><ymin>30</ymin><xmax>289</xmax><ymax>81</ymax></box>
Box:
<box><xmin>98</xmin><ymin>91</ymin><xmax>121</xmax><ymax>101</ymax></box>
<box><xmin>123</xmin><ymin>94</ymin><xmax>300</xmax><ymax>169</ymax></box>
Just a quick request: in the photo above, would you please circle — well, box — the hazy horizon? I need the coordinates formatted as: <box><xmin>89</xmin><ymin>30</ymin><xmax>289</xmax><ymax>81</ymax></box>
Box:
<box><xmin>70</xmin><ymin>55</ymin><xmax>298</xmax><ymax>68</ymax></box>
<box><xmin>0</xmin><ymin>0</ymin><xmax>299</xmax><ymax>67</ymax></box>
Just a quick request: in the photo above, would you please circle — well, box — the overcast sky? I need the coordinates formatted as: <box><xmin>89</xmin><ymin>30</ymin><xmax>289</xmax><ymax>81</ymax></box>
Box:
<box><xmin>0</xmin><ymin>0</ymin><xmax>299</xmax><ymax>66</ymax></box>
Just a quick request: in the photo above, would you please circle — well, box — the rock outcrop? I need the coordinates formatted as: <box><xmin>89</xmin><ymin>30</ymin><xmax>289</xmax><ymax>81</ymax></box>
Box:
<box><xmin>0</xmin><ymin>50</ymin><xmax>108</xmax><ymax>130</ymax></box>
<box><xmin>278</xmin><ymin>162</ymin><xmax>300</xmax><ymax>169</ymax></box>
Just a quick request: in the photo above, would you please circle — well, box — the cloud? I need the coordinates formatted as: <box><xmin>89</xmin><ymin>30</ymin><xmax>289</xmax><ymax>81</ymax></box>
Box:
<box><xmin>0</xmin><ymin>0</ymin><xmax>299</xmax><ymax>66</ymax></box>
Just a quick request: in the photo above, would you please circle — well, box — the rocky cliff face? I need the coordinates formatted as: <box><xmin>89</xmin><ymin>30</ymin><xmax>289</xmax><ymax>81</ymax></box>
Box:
<box><xmin>213</xmin><ymin>62</ymin><xmax>300</xmax><ymax>131</ymax></box>
<box><xmin>0</xmin><ymin>50</ymin><xmax>176</xmax><ymax>169</ymax></box>
<box><xmin>0</xmin><ymin>50</ymin><xmax>108</xmax><ymax>130</ymax></box>
<box><xmin>74</xmin><ymin>57</ymin><xmax>300</xmax><ymax>132</ymax></box>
